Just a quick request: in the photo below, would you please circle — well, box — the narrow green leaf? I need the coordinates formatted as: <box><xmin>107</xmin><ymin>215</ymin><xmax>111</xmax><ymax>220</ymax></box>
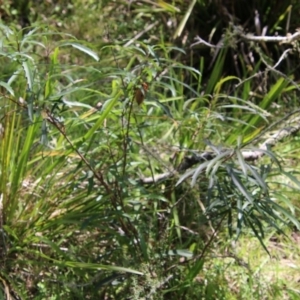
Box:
<box><xmin>0</xmin><ymin>81</ymin><xmax>14</xmax><ymax>96</ymax></box>
<box><xmin>272</xmin><ymin>192</ymin><xmax>295</xmax><ymax>215</ymax></box>
<box><xmin>0</xmin><ymin>23</ymin><xmax>14</xmax><ymax>37</ymax></box>
<box><xmin>176</xmin><ymin>167</ymin><xmax>201</xmax><ymax>186</ymax></box>
<box><xmin>280</xmin><ymin>170</ymin><xmax>300</xmax><ymax>189</ymax></box>
<box><xmin>269</xmin><ymin>200</ymin><xmax>300</xmax><ymax>229</ymax></box>
<box><xmin>247</xmin><ymin>165</ymin><xmax>268</xmax><ymax>191</ymax></box>
<box><xmin>235</xmin><ymin>148</ymin><xmax>248</xmax><ymax>178</ymax></box>
<box><xmin>167</xmin><ymin>249</ymin><xmax>193</xmax><ymax>258</ymax></box>
<box><xmin>243</xmin><ymin>77</ymin><xmax>287</xmax><ymax>135</ymax></box>
<box><xmin>246</xmin><ymin>216</ymin><xmax>270</xmax><ymax>256</ymax></box>
<box><xmin>214</xmin><ymin>76</ymin><xmax>241</xmax><ymax>94</ymax></box>
<box><xmin>187</xmin><ymin>258</ymin><xmax>204</xmax><ymax>282</ymax></box>
<box><xmin>173</xmin><ymin>0</ymin><xmax>197</xmax><ymax>38</ymax></box>
<box><xmin>62</xmin><ymin>99</ymin><xmax>94</xmax><ymax>109</ymax></box>
<box><xmin>83</xmin><ymin>90</ymin><xmax>122</xmax><ymax>141</ymax></box>
<box><xmin>205</xmin><ymin>151</ymin><xmax>231</xmax><ymax>178</ymax></box>
<box><xmin>25</xmin><ymin>249</ymin><xmax>143</xmax><ymax>275</ymax></box>
<box><xmin>51</xmin><ymin>46</ymin><xmax>60</xmax><ymax>65</ymax></box>
<box><xmin>60</xmin><ymin>42</ymin><xmax>99</xmax><ymax>61</ymax></box>
<box><xmin>205</xmin><ymin>48</ymin><xmax>227</xmax><ymax>94</ymax></box>
<box><xmin>22</xmin><ymin>60</ymin><xmax>34</xmax><ymax>89</ymax></box>
<box><xmin>227</xmin><ymin>166</ymin><xmax>254</xmax><ymax>204</ymax></box>
<box><xmin>190</xmin><ymin>161</ymin><xmax>211</xmax><ymax>186</ymax></box>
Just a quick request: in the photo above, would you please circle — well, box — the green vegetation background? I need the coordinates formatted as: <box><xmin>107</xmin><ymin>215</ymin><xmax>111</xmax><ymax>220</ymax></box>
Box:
<box><xmin>0</xmin><ymin>0</ymin><xmax>300</xmax><ymax>299</ymax></box>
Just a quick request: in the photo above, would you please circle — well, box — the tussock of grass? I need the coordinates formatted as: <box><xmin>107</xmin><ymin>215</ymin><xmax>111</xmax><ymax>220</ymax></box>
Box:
<box><xmin>0</xmin><ymin>1</ymin><xmax>300</xmax><ymax>299</ymax></box>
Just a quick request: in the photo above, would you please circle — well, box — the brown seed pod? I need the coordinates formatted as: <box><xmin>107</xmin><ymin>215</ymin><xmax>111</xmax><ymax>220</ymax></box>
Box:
<box><xmin>134</xmin><ymin>82</ymin><xmax>149</xmax><ymax>105</ymax></box>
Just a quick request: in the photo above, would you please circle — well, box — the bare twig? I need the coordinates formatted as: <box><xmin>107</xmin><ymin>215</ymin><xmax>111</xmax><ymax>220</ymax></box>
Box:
<box><xmin>191</xmin><ymin>28</ymin><xmax>300</xmax><ymax>51</ymax></box>
<box><xmin>140</xmin><ymin>110</ymin><xmax>300</xmax><ymax>184</ymax></box>
<box><xmin>272</xmin><ymin>48</ymin><xmax>292</xmax><ymax>69</ymax></box>
<box><xmin>256</xmin><ymin>46</ymin><xmax>300</xmax><ymax>92</ymax></box>
<box><xmin>236</xmin><ymin>28</ymin><xmax>300</xmax><ymax>44</ymax></box>
<box><xmin>190</xmin><ymin>35</ymin><xmax>223</xmax><ymax>48</ymax></box>
<box><xmin>124</xmin><ymin>21</ymin><xmax>159</xmax><ymax>47</ymax></box>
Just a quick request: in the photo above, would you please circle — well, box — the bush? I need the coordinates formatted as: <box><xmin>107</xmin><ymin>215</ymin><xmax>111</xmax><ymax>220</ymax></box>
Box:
<box><xmin>0</xmin><ymin>1</ymin><xmax>300</xmax><ymax>298</ymax></box>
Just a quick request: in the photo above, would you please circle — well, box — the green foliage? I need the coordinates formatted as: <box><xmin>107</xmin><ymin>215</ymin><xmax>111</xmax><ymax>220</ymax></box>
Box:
<box><xmin>0</xmin><ymin>0</ymin><xmax>300</xmax><ymax>299</ymax></box>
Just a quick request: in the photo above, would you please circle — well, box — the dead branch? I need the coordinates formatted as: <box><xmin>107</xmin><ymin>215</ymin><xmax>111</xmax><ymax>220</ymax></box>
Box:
<box><xmin>140</xmin><ymin>111</ymin><xmax>300</xmax><ymax>184</ymax></box>
<box><xmin>191</xmin><ymin>28</ymin><xmax>300</xmax><ymax>50</ymax></box>
<box><xmin>237</xmin><ymin>29</ymin><xmax>300</xmax><ymax>44</ymax></box>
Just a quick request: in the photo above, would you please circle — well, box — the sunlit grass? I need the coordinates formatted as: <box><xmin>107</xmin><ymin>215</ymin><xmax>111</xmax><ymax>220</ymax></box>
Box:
<box><xmin>1</xmin><ymin>1</ymin><xmax>300</xmax><ymax>299</ymax></box>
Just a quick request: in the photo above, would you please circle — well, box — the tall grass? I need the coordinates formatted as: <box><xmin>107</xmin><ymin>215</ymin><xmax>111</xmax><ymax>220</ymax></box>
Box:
<box><xmin>0</xmin><ymin>1</ymin><xmax>300</xmax><ymax>298</ymax></box>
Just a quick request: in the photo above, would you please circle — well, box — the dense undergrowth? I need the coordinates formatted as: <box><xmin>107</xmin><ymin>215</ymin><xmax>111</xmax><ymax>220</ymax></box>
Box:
<box><xmin>0</xmin><ymin>1</ymin><xmax>300</xmax><ymax>299</ymax></box>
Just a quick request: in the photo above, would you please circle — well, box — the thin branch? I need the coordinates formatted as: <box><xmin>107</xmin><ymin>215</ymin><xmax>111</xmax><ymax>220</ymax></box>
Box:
<box><xmin>140</xmin><ymin>110</ymin><xmax>300</xmax><ymax>184</ymax></box>
<box><xmin>236</xmin><ymin>28</ymin><xmax>300</xmax><ymax>44</ymax></box>
<box><xmin>190</xmin><ymin>35</ymin><xmax>223</xmax><ymax>48</ymax></box>
<box><xmin>124</xmin><ymin>21</ymin><xmax>159</xmax><ymax>47</ymax></box>
<box><xmin>191</xmin><ymin>28</ymin><xmax>300</xmax><ymax>51</ymax></box>
<box><xmin>252</xmin><ymin>45</ymin><xmax>300</xmax><ymax>92</ymax></box>
<box><xmin>273</xmin><ymin>48</ymin><xmax>292</xmax><ymax>69</ymax></box>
